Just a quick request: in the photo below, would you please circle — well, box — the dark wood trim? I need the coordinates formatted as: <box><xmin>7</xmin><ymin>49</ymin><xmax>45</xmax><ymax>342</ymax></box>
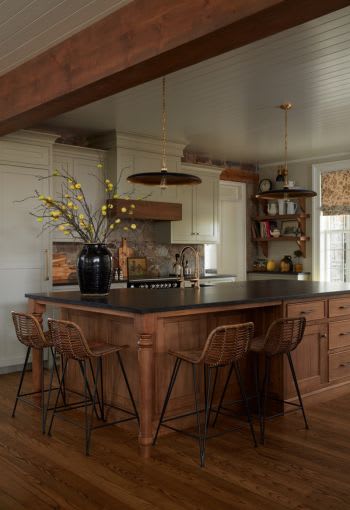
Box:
<box><xmin>108</xmin><ymin>199</ymin><xmax>182</xmax><ymax>221</ymax></box>
<box><xmin>0</xmin><ymin>0</ymin><xmax>349</xmax><ymax>134</ymax></box>
<box><xmin>220</xmin><ymin>168</ymin><xmax>259</xmax><ymax>183</ymax></box>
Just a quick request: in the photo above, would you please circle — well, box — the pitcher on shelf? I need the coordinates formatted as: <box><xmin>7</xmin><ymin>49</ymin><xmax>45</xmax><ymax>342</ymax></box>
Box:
<box><xmin>267</xmin><ymin>202</ymin><xmax>277</xmax><ymax>216</ymax></box>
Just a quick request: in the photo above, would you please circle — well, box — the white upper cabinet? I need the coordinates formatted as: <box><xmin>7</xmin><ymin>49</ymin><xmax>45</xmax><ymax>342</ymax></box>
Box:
<box><xmin>52</xmin><ymin>145</ymin><xmax>107</xmax><ymax>241</ymax></box>
<box><xmin>115</xmin><ymin>133</ymin><xmax>185</xmax><ymax>203</ymax></box>
<box><xmin>171</xmin><ymin>164</ymin><xmax>219</xmax><ymax>244</ymax></box>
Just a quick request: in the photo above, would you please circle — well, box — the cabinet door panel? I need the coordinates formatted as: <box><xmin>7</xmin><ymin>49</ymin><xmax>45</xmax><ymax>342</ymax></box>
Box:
<box><xmin>171</xmin><ymin>186</ymin><xmax>195</xmax><ymax>243</ymax></box>
<box><xmin>329</xmin><ymin>319</ymin><xmax>350</xmax><ymax>350</ymax></box>
<box><xmin>195</xmin><ymin>175</ymin><xmax>218</xmax><ymax>243</ymax></box>
<box><xmin>0</xmin><ymin>165</ymin><xmax>48</xmax><ymax>268</ymax></box>
<box><xmin>329</xmin><ymin>297</ymin><xmax>350</xmax><ymax>317</ymax></box>
<box><xmin>117</xmin><ymin>150</ymin><xmax>178</xmax><ymax>202</ymax></box>
<box><xmin>286</xmin><ymin>300</ymin><xmax>326</xmax><ymax>321</ymax></box>
<box><xmin>53</xmin><ymin>151</ymin><xmax>105</xmax><ymax>241</ymax></box>
<box><xmin>0</xmin><ymin>161</ymin><xmax>50</xmax><ymax>369</ymax></box>
<box><xmin>285</xmin><ymin>323</ymin><xmax>328</xmax><ymax>398</ymax></box>
<box><xmin>329</xmin><ymin>350</ymin><xmax>350</xmax><ymax>381</ymax></box>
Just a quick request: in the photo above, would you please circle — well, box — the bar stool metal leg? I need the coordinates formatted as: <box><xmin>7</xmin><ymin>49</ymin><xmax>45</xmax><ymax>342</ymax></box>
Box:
<box><xmin>48</xmin><ymin>358</ymin><xmax>68</xmax><ymax>436</ymax></box>
<box><xmin>85</xmin><ymin>358</ymin><xmax>101</xmax><ymax>456</ymax></box>
<box><xmin>253</xmin><ymin>353</ymin><xmax>262</xmax><ymax>439</ymax></box>
<box><xmin>78</xmin><ymin>360</ymin><xmax>100</xmax><ymax>420</ymax></box>
<box><xmin>261</xmin><ymin>356</ymin><xmax>271</xmax><ymax>444</ymax></box>
<box><xmin>153</xmin><ymin>357</ymin><xmax>182</xmax><ymax>445</ymax></box>
<box><xmin>201</xmin><ymin>366</ymin><xmax>214</xmax><ymax>467</ymax></box>
<box><xmin>41</xmin><ymin>351</ymin><xmax>45</xmax><ymax>434</ymax></box>
<box><xmin>12</xmin><ymin>346</ymin><xmax>31</xmax><ymax>418</ymax></box>
<box><xmin>234</xmin><ymin>361</ymin><xmax>257</xmax><ymax>447</ymax></box>
<box><xmin>117</xmin><ymin>351</ymin><xmax>140</xmax><ymax>425</ymax></box>
<box><xmin>192</xmin><ymin>364</ymin><xmax>203</xmax><ymax>466</ymax></box>
<box><xmin>212</xmin><ymin>363</ymin><xmax>234</xmax><ymax>427</ymax></box>
<box><xmin>287</xmin><ymin>352</ymin><xmax>309</xmax><ymax>429</ymax></box>
<box><xmin>88</xmin><ymin>358</ymin><xmax>104</xmax><ymax>420</ymax></box>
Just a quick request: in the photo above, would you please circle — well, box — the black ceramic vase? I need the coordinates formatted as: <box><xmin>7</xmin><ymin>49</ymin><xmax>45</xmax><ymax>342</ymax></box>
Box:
<box><xmin>77</xmin><ymin>244</ymin><xmax>113</xmax><ymax>296</ymax></box>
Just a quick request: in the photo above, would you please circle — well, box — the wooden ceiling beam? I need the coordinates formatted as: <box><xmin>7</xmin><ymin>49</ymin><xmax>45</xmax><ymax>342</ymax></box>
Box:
<box><xmin>0</xmin><ymin>0</ymin><xmax>349</xmax><ymax>135</ymax></box>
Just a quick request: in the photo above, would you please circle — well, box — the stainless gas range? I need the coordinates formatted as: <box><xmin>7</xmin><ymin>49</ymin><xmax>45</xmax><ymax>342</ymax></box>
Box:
<box><xmin>127</xmin><ymin>277</ymin><xmax>181</xmax><ymax>289</ymax></box>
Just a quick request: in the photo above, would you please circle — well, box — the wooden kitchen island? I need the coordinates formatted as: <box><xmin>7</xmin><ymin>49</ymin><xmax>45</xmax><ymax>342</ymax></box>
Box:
<box><xmin>26</xmin><ymin>281</ymin><xmax>350</xmax><ymax>456</ymax></box>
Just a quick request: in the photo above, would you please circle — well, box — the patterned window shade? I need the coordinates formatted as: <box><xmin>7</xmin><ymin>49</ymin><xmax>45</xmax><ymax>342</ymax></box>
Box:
<box><xmin>321</xmin><ymin>169</ymin><xmax>350</xmax><ymax>215</ymax></box>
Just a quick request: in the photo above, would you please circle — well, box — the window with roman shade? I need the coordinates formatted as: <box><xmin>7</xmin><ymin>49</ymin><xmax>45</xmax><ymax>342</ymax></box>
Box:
<box><xmin>321</xmin><ymin>169</ymin><xmax>350</xmax><ymax>215</ymax></box>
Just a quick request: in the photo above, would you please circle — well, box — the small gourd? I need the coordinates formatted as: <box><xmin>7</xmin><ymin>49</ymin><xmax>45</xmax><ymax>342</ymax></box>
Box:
<box><xmin>280</xmin><ymin>255</ymin><xmax>293</xmax><ymax>273</ymax></box>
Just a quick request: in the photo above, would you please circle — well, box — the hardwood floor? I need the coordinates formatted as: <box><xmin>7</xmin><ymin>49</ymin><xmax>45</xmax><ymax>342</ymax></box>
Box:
<box><xmin>0</xmin><ymin>372</ymin><xmax>350</xmax><ymax>510</ymax></box>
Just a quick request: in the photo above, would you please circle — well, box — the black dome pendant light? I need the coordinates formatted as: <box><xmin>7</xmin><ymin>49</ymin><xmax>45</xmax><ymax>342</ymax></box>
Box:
<box><xmin>256</xmin><ymin>103</ymin><xmax>316</xmax><ymax>199</ymax></box>
<box><xmin>127</xmin><ymin>77</ymin><xmax>201</xmax><ymax>188</ymax></box>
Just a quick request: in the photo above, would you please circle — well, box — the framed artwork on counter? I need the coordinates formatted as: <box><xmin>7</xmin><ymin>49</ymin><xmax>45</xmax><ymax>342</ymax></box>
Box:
<box><xmin>127</xmin><ymin>257</ymin><xmax>147</xmax><ymax>278</ymax></box>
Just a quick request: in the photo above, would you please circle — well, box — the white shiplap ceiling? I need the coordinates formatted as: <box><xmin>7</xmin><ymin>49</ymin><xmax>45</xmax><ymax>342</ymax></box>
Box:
<box><xmin>0</xmin><ymin>0</ymin><xmax>132</xmax><ymax>76</ymax></box>
<box><xmin>12</xmin><ymin>4</ymin><xmax>350</xmax><ymax>164</ymax></box>
<box><xmin>4</xmin><ymin>0</ymin><xmax>350</xmax><ymax>163</ymax></box>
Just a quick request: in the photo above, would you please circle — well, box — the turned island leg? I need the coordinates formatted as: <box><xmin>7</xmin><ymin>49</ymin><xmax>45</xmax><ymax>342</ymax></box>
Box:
<box><xmin>27</xmin><ymin>299</ymin><xmax>46</xmax><ymax>392</ymax></box>
<box><xmin>137</xmin><ymin>332</ymin><xmax>154</xmax><ymax>458</ymax></box>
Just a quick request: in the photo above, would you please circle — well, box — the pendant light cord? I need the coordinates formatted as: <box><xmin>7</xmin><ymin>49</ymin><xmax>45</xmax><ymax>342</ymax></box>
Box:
<box><xmin>161</xmin><ymin>76</ymin><xmax>167</xmax><ymax>172</ymax></box>
<box><xmin>280</xmin><ymin>103</ymin><xmax>292</xmax><ymax>188</ymax></box>
<box><xmin>284</xmin><ymin>105</ymin><xmax>288</xmax><ymax>187</ymax></box>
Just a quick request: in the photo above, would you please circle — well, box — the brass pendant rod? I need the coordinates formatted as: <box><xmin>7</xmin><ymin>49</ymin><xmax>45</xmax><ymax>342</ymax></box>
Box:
<box><xmin>161</xmin><ymin>76</ymin><xmax>167</xmax><ymax>172</ymax></box>
<box><xmin>280</xmin><ymin>103</ymin><xmax>292</xmax><ymax>188</ymax></box>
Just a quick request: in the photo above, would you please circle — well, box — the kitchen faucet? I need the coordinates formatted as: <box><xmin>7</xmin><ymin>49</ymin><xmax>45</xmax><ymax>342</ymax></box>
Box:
<box><xmin>179</xmin><ymin>246</ymin><xmax>200</xmax><ymax>289</ymax></box>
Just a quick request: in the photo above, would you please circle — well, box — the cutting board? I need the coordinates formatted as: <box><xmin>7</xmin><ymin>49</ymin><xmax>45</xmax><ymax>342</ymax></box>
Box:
<box><xmin>118</xmin><ymin>238</ymin><xmax>133</xmax><ymax>278</ymax></box>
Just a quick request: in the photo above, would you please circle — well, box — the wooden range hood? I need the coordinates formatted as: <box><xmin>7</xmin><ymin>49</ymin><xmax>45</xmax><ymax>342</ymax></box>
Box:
<box><xmin>107</xmin><ymin>198</ymin><xmax>182</xmax><ymax>221</ymax></box>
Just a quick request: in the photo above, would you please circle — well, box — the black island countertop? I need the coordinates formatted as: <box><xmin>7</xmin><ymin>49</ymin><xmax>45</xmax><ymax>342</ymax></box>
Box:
<box><xmin>25</xmin><ymin>280</ymin><xmax>350</xmax><ymax>315</ymax></box>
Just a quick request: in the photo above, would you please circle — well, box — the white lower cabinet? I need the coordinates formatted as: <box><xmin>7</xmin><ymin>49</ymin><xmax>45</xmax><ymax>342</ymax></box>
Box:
<box><xmin>171</xmin><ymin>165</ymin><xmax>219</xmax><ymax>244</ymax></box>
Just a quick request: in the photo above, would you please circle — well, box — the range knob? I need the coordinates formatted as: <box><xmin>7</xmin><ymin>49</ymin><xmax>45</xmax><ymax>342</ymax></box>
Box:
<box><xmin>172</xmin><ymin>283</ymin><xmax>177</xmax><ymax>287</ymax></box>
<box><xmin>151</xmin><ymin>284</ymin><xmax>156</xmax><ymax>288</ymax></box>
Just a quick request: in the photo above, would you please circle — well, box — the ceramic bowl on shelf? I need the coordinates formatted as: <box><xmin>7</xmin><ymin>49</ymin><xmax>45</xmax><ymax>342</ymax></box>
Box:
<box><xmin>271</xmin><ymin>228</ymin><xmax>281</xmax><ymax>238</ymax></box>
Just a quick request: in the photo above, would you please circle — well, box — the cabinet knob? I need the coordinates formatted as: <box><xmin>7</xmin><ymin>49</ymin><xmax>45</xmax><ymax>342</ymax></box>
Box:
<box><xmin>339</xmin><ymin>362</ymin><xmax>350</xmax><ymax>367</ymax></box>
<box><xmin>191</xmin><ymin>232</ymin><xmax>195</xmax><ymax>236</ymax></box>
<box><xmin>320</xmin><ymin>334</ymin><xmax>327</xmax><ymax>339</ymax></box>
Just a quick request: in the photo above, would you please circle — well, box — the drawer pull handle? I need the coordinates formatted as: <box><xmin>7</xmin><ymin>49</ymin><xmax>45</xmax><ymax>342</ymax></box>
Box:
<box><xmin>300</xmin><ymin>310</ymin><xmax>313</xmax><ymax>315</ymax></box>
<box><xmin>339</xmin><ymin>332</ymin><xmax>350</xmax><ymax>336</ymax></box>
<box><xmin>339</xmin><ymin>305</ymin><xmax>350</xmax><ymax>309</ymax></box>
<box><xmin>339</xmin><ymin>362</ymin><xmax>350</xmax><ymax>367</ymax></box>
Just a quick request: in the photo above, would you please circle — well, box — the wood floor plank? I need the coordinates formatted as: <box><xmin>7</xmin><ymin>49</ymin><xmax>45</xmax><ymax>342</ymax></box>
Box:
<box><xmin>0</xmin><ymin>372</ymin><xmax>350</xmax><ymax>510</ymax></box>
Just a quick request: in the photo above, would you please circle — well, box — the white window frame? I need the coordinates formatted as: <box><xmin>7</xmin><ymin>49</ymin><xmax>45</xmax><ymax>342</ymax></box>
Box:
<box><xmin>312</xmin><ymin>159</ymin><xmax>350</xmax><ymax>280</ymax></box>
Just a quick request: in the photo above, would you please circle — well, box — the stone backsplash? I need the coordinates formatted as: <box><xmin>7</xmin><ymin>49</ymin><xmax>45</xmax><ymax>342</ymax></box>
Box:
<box><xmin>53</xmin><ymin>222</ymin><xmax>204</xmax><ymax>285</ymax></box>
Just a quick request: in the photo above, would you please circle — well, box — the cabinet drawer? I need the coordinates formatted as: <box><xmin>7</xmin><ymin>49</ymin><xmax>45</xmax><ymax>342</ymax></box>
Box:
<box><xmin>286</xmin><ymin>300</ymin><xmax>325</xmax><ymax>321</ymax></box>
<box><xmin>329</xmin><ymin>351</ymin><xmax>350</xmax><ymax>381</ymax></box>
<box><xmin>329</xmin><ymin>320</ymin><xmax>350</xmax><ymax>350</ymax></box>
<box><xmin>329</xmin><ymin>297</ymin><xmax>350</xmax><ymax>317</ymax></box>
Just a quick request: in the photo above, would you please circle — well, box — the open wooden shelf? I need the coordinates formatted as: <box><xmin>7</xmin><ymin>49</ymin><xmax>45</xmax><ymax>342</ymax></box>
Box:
<box><xmin>252</xmin><ymin>213</ymin><xmax>310</xmax><ymax>222</ymax></box>
<box><xmin>251</xmin><ymin>196</ymin><xmax>310</xmax><ymax>257</ymax></box>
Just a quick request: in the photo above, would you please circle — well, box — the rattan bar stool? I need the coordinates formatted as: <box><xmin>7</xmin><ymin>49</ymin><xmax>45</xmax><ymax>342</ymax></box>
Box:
<box><xmin>153</xmin><ymin>322</ymin><xmax>257</xmax><ymax>467</ymax></box>
<box><xmin>47</xmin><ymin>318</ymin><xmax>139</xmax><ymax>455</ymax></box>
<box><xmin>11</xmin><ymin>311</ymin><xmax>62</xmax><ymax>433</ymax></box>
<box><xmin>249</xmin><ymin>317</ymin><xmax>308</xmax><ymax>444</ymax></box>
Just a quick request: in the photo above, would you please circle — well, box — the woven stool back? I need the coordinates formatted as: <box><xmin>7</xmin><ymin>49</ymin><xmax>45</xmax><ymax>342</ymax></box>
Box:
<box><xmin>202</xmin><ymin>322</ymin><xmax>254</xmax><ymax>367</ymax></box>
<box><xmin>263</xmin><ymin>317</ymin><xmax>306</xmax><ymax>355</ymax></box>
<box><xmin>48</xmin><ymin>318</ymin><xmax>92</xmax><ymax>360</ymax></box>
<box><xmin>11</xmin><ymin>311</ymin><xmax>49</xmax><ymax>349</ymax></box>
